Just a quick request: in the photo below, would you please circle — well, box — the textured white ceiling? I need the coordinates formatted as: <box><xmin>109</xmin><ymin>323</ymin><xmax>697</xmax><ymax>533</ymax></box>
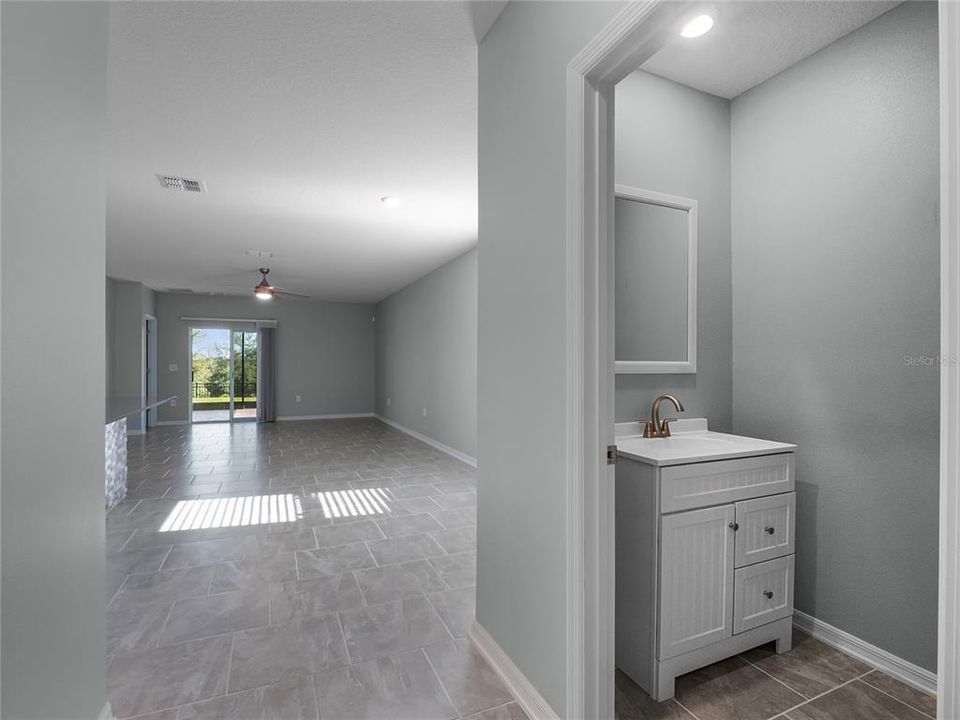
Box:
<box><xmin>641</xmin><ymin>1</ymin><xmax>900</xmax><ymax>99</ymax></box>
<box><xmin>107</xmin><ymin>1</ymin><xmax>506</xmax><ymax>303</ymax></box>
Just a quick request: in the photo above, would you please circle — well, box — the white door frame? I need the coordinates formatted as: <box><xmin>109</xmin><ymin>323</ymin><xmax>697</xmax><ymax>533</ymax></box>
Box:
<box><xmin>938</xmin><ymin>3</ymin><xmax>960</xmax><ymax>717</ymax></box>
<box><xmin>563</xmin><ymin>2</ymin><xmax>960</xmax><ymax>719</ymax></box>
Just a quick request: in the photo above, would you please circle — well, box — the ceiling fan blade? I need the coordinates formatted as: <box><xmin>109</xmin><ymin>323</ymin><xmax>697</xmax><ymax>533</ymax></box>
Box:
<box><xmin>274</xmin><ymin>288</ymin><xmax>310</xmax><ymax>299</ymax></box>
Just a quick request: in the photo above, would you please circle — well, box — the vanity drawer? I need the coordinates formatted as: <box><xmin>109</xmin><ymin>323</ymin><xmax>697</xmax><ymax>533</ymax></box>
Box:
<box><xmin>735</xmin><ymin>493</ymin><xmax>795</xmax><ymax>567</ymax></box>
<box><xmin>733</xmin><ymin>555</ymin><xmax>794</xmax><ymax>634</ymax></box>
<box><xmin>659</xmin><ymin>453</ymin><xmax>794</xmax><ymax>513</ymax></box>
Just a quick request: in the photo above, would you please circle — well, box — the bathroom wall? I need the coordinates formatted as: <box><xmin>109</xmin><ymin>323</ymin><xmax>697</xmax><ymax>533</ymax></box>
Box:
<box><xmin>615</xmin><ymin>71</ymin><xmax>733</xmax><ymax>429</ymax></box>
<box><xmin>154</xmin><ymin>292</ymin><xmax>375</xmax><ymax>423</ymax></box>
<box><xmin>477</xmin><ymin>2</ymin><xmax>626</xmax><ymax>714</ymax></box>
<box><xmin>2</xmin><ymin>2</ymin><xmax>110</xmax><ymax>717</ymax></box>
<box><xmin>731</xmin><ymin>1</ymin><xmax>940</xmax><ymax>670</ymax></box>
<box><xmin>375</xmin><ymin>248</ymin><xmax>477</xmax><ymax>459</ymax></box>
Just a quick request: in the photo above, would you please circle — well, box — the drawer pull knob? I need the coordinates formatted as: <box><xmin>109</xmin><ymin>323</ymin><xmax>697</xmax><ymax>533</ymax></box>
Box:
<box><xmin>729</xmin><ymin>522</ymin><xmax>739</xmax><ymax>531</ymax></box>
<box><xmin>765</xmin><ymin>526</ymin><xmax>776</xmax><ymax>535</ymax></box>
<box><xmin>763</xmin><ymin>590</ymin><xmax>774</xmax><ymax>600</ymax></box>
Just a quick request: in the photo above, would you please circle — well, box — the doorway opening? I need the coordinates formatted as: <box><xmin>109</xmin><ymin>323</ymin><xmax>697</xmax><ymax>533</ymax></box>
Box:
<box><xmin>564</xmin><ymin>2</ymin><xmax>959</xmax><ymax>718</ymax></box>
<box><xmin>189</xmin><ymin>327</ymin><xmax>258</xmax><ymax>423</ymax></box>
<box><xmin>144</xmin><ymin>314</ymin><xmax>157</xmax><ymax>428</ymax></box>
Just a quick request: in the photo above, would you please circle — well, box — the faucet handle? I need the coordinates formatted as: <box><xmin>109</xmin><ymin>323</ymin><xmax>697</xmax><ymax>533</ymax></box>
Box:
<box><xmin>660</xmin><ymin>418</ymin><xmax>678</xmax><ymax>437</ymax></box>
<box><xmin>637</xmin><ymin>419</ymin><xmax>658</xmax><ymax>438</ymax></box>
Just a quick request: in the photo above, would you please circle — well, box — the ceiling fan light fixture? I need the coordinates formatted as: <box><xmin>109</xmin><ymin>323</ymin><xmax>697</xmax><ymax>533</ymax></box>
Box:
<box><xmin>255</xmin><ymin>267</ymin><xmax>274</xmax><ymax>299</ymax></box>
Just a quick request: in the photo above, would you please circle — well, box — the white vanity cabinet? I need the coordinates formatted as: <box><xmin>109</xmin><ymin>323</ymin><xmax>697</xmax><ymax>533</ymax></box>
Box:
<box><xmin>616</xmin><ymin>445</ymin><xmax>796</xmax><ymax>701</ymax></box>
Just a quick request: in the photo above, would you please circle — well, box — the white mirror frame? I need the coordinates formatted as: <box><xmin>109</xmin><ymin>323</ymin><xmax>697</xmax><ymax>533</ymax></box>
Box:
<box><xmin>614</xmin><ymin>184</ymin><xmax>698</xmax><ymax>374</ymax></box>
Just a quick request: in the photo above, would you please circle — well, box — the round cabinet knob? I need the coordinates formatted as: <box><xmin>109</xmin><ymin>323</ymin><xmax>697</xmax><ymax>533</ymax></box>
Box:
<box><xmin>729</xmin><ymin>522</ymin><xmax>739</xmax><ymax>531</ymax></box>
<box><xmin>765</xmin><ymin>526</ymin><xmax>776</xmax><ymax>535</ymax></box>
<box><xmin>763</xmin><ymin>590</ymin><xmax>774</xmax><ymax>600</ymax></box>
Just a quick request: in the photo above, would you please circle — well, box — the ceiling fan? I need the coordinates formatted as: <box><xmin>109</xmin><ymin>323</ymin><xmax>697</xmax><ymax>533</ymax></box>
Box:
<box><xmin>247</xmin><ymin>268</ymin><xmax>310</xmax><ymax>300</ymax></box>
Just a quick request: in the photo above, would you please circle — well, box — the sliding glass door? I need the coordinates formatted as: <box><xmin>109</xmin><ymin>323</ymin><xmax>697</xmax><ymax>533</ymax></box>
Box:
<box><xmin>232</xmin><ymin>330</ymin><xmax>257</xmax><ymax>420</ymax></box>
<box><xmin>190</xmin><ymin>327</ymin><xmax>258</xmax><ymax>423</ymax></box>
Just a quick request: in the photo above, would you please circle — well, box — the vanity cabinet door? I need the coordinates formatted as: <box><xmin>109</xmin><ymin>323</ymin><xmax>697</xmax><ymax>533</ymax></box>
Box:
<box><xmin>658</xmin><ymin>504</ymin><xmax>735</xmax><ymax>660</ymax></box>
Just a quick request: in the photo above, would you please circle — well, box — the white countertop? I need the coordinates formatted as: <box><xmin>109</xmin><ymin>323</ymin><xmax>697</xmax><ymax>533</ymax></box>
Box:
<box><xmin>615</xmin><ymin>418</ymin><xmax>796</xmax><ymax>467</ymax></box>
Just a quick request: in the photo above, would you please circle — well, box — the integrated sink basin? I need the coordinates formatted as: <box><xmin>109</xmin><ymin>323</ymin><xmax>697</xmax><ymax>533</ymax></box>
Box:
<box><xmin>615</xmin><ymin>418</ymin><xmax>796</xmax><ymax>466</ymax></box>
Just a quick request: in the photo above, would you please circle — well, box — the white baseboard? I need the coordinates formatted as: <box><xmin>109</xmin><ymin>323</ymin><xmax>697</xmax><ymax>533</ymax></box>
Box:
<box><xmin>276</xmin><ymin>412</ymin><xmax>375</xmax><ymax>421</ymax></box>
<box><xmin>793</xmin><ymin>610</ymin><xmax>937</xmax><ymax>695</ymax></box>
<box><xmin>97</xmin><ymin>701</ymin><xmax>114</xmax><ymax>720</ymax></box>
<box><xmin>470</xmin><ymin>621</ymin><xmax>560</xmax><ymax>720</ymax></box>
<box><xmin>374</xmin><ymin>414</ymin><xmax>477</xmax><ymax>467</ymax></box>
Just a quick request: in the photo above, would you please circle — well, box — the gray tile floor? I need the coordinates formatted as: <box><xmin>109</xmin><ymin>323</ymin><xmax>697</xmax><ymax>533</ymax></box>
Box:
<box><xmin>616</xmin><ymin>630</ymin><xmax>938</xmax><ymax>720</ymax></box>
<box><xmin>109</xmin><ymin>418</ymin><xmax>936</xmax><ymax>720</ymax></box>
<box><xmin>106</xmin><ymin>418</ymin><xmax>526</xmax><ymax>720</ymax></box>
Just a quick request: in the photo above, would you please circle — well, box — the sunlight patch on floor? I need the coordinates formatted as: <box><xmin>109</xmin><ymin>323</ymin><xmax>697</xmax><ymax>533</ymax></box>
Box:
<box><xmin>311</xmin><ymin>488</ymin><xmax>391</xmax><ymax>519</ymax></box>
<box><xmin>159</xmin><ymin>493</ymin><xmax>303</xmax><ymax>531</ymax></box>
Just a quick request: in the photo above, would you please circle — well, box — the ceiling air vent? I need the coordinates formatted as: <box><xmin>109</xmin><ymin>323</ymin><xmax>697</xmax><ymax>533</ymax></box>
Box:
<box><xmin>157</xmin><ymin>174</ymin><xmax>206</xmax><ymax>193</ymax></box>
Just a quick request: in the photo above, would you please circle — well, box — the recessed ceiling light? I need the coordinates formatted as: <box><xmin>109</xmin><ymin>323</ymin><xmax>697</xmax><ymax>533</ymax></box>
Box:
<box><xmin>380</xmin><ymin>196</ymin><xmax>403</xmax><ymax>208</ymax></box>
<box><xmin>680</xmin><ymin>14</ymin><xmax>714</xmax><ymax>38</ymax></box>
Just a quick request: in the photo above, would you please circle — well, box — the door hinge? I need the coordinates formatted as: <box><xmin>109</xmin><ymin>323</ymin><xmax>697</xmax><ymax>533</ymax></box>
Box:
<box><xmin>606</xmin><ymin>445</ymin><xmax>618</xmax><ymax>466</ymax></box>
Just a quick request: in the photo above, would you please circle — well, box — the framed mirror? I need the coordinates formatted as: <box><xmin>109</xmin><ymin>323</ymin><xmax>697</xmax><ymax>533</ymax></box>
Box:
<box><xmin>614</xmin><ymin>184</ymin><xmax>697</xmax><ymax>374</ymax></box>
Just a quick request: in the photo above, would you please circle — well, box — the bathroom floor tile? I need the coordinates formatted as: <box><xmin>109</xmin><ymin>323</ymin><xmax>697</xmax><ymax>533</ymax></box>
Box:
<box><xmin>859</xmin><ymin>671</ymin><xmax>937</xmax><ymax>718</ymax></box>
<box><xmin>615</xmin><ymin>670</ymin><xmax>696</xmax><ymax>720</ymax></box>
<box><xmin>674</xmin><ymin>656</ymin><xmax>805</xmax><ymax>720</ymax></box>
<box><xmin>741</xmin><ymin>630</ymin><xmax>871</xmax><ymax>698</ymax></box>
<box><xmin>785</xmin><ymin>679</ymin><xmax>931</xmax><ymax>720</ymax></box>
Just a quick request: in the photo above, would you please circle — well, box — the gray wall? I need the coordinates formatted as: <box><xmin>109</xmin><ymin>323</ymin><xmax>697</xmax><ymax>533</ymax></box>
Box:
<box><xmin>1</xmin><ymin>3</ymin><xmax>109</xmax><ymax>717</ymax></box>
<box><xmin>375</xmin><ymin>249</ymin><xmax>478</xmax><ymax>458</ymax></box>
<box><xmin>731</xmin><ymin>1</ymin><xmax>940</xmax><ymax>671</ymax></box>
<box><xmin>108</xmin><ymin>279</ymin><xmax>155</xmax><ymax>432</ymax></box>
<box><xmin>477</xmin><ymin>2</ymin><xmax>624</xmax><ymax>714</ymax></box>
<box><xmin>106</xmin><ymin>276</ymin><xmax>116</xmax><ymax>394</ymax></box>
<box><xmin>154</xmin><ymin>293</ymin><xmax>375</xmax><ymax>423</ymax></box>
<box><xmin>615</xmin><ymin>70</ymin><xmax>732</xmax><ymax>428</ymax></box>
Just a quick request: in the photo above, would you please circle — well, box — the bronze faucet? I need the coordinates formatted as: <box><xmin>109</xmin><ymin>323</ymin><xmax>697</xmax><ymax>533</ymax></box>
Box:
<box><xmin>640</xmin><ymin>394</ymin><xmax>685</xmax><ymax>438</ymax></box>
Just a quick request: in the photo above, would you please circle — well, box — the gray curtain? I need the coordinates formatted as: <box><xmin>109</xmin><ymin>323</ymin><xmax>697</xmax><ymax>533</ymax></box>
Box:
<box><xmin>257</xmin><ymin>327</ymin><xmax>277</xmax><ymax>422</ymax></box>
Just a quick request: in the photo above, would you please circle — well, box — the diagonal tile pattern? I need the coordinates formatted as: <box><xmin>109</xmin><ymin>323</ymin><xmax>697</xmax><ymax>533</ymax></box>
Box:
<box><xmin>106</xmin><ymin>418</ymin><xmax>495</xmax><ymax>719</ymax></box>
